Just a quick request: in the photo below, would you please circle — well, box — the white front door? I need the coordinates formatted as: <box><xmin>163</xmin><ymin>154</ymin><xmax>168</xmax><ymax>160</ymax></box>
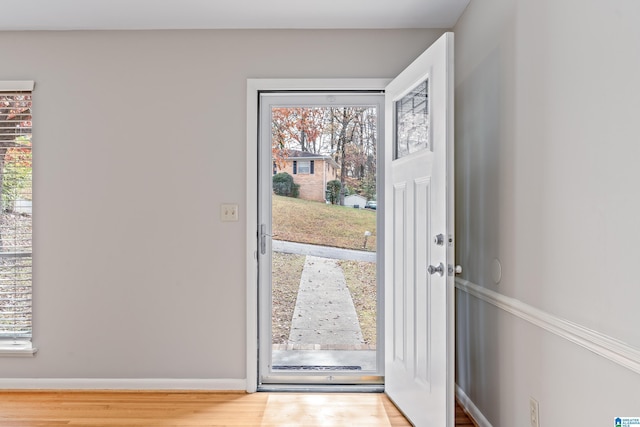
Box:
<box><xmin>384</xmin><ymin>32</ymin><xmax>455</xmax><ymax>426</ymax></box>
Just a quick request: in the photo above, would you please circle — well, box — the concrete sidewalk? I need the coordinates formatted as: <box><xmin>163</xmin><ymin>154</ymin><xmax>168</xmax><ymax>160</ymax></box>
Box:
<box><xmin>271</xmin><ymin>247</ymin><xmax>377</xmax><ymax>372</ymax></box>
<box><xmin>288</xmin><ymin>255</ymin><xmax>364</xmax><ymax>345</ymax></box>
<box><xmin>273</xmin><ymin>240</ymin><xmax>376</xmax><ymax>262</ymax></box>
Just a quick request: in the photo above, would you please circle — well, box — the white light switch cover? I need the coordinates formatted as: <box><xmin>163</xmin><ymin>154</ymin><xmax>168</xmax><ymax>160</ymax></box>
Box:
<box><xmin>221</xmin><ymin>204</ymin><xmax>239</xmax><ymax>222</ymax></box>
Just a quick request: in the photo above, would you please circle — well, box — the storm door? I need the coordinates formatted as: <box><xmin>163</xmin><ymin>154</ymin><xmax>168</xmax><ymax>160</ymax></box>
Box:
<box><xmin>257</xmin><ymin>92</ymin><xmax>384</xmax><ymax>388</ymax></box>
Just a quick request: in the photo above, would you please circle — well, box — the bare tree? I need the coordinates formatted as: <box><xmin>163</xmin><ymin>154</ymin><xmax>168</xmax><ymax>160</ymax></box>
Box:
<box><xmin>271</xmin><ymin>105</ymin><xmax>378</xmax><ymax>204</ymax></box>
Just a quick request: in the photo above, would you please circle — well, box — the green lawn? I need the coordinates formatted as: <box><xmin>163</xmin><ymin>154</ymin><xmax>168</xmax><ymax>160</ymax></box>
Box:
<box><xmin>272</xmin><ymin>252</ymin><xmax>305</xmax><ymax>344</ymax></box>
<box><xmin>271</xmin><ymin>195</ymin><xmax>378</xmax><ymax>346</ymax></box>
<box><xmin>338</xmin><ymin>260</ymin><xmax>377</xmax><ymax>345</ymax></box>
<box><xmin>272</xmin><ymin>195</ymin><xmax>377</xmax><ymax>252</ymax></box>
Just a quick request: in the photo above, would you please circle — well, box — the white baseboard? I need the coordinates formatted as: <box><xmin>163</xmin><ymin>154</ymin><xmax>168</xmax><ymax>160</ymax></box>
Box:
<box><xmin>455</xmin><ymin>279</ymin><xmax>640</xmax><ymax>376</ymax></box>
<box><xmin>456</xmin><ymin>384</ymin><xmax>493</xmax><ymax>427</ymax></box>
<box><xmin>0</xmin><ymin>378</ymin><xmax>247</xmax><ymax>390</ymax></box>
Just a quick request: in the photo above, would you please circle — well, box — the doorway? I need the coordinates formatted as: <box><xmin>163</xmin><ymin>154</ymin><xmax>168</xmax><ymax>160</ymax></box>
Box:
<box><xmin>246</xmin><ymin>32</ymin><xmax>454</xmax><ymax>421</ymax></box>
<box><xmin>257</xmin><ymin>92</ymin><xmax>385</xmax><ymax>388</ymax></box>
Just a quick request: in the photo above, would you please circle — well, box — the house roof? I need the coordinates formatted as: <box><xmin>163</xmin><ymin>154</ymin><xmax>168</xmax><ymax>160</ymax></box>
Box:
<box><xmin>286</xmin><ymin>150</ymin><xmax>328</xmax><ymax>159</ymax></box>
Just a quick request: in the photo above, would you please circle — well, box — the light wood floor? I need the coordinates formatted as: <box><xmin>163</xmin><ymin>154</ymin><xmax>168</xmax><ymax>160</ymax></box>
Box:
<box><xmin>0</xmin><ymin>391</ymin><xmax>475</xmax><ymax>426</ymax></box>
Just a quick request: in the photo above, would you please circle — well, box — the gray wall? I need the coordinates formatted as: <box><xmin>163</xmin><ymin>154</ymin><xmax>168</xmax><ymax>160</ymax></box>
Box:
<box><xmin>4</xmin><ymin>3</ymin><xmax>638</xmax><ymax>421</ymax></box>
<box><xmin>454</xmin><ymin>0</ymin><xmax>640</xmax><ymax>424</ymax></box>
<box><xmin>0</xmin><ymin>29</ymin><xmax>445</xmax><ymax>380</ymax></box>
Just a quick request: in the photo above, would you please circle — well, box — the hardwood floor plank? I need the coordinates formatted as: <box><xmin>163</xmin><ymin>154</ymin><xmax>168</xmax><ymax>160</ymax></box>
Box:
<box><xmin>381</xmin><ymin>396</ymin><xmax>412</xmax><ymax>427</ymax></box>
<box><xmin>0</xmin><ymin>391</ymin><xmax>476</xmax><ymax>426</ymax></box>
<box><xmin>262</xmin><ymin>394</ymin><xmax>395</xmax><ymax>427</ymax></box>
<box><xmin>455</xmin><ymin>401</ymin><xmax>477</xmax><ymax>426</ymax></box>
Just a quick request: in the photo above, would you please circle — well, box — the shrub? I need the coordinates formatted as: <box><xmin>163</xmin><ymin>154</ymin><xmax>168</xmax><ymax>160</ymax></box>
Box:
<box><xmin>326</xmin><ymin>179</ymin><xmax>341</xmax><ymax>204</ymax></box>
<box><xmin>273</xmin><ymin>172</ymin><xmax>299</xmax><ymax>198</ymax></box>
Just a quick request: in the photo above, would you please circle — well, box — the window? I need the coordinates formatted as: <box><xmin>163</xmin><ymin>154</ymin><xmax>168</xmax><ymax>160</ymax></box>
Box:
<box><xmin>395</xmin><ymin>79</ymin><xmax>429</xmax><ymax>159</ymax></box>
<box><xmin>0</xmin><ymin>81</ymin><xmax>34</xmax><ymax>355</ymax></box>
<box><xmin>294</xmin><ymin>160</ymin><xmax>314</xmax><ymax>175</ymax></box>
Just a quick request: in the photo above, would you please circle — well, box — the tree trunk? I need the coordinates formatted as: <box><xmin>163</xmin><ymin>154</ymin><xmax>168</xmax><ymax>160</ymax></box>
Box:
<box><xmin>337</xmin><ymin>108</ymin><xmax>352</xmax><ymax>206</ymax></box>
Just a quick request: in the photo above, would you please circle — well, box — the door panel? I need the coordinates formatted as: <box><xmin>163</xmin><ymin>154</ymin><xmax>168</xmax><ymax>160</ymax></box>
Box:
<box><xmin>384</xmin><ymin>32</ymin><xmax>454</xmax><ymax>426</ymax></box>
<box><xmin>414</xmin><ymin>176</ymin><xmax>431</xmax><ymax>387</ymax></box>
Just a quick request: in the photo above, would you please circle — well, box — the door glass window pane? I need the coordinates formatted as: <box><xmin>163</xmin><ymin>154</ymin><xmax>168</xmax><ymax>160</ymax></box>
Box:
<box><xmin>262</xmin><ymin>98</ymin><xmax>382</xmax><ymax>386</ymax></box>
<box><xmin>395</xmin><ymin>80</ymin><xmax>429</xmax><ymax>159</ymax></box>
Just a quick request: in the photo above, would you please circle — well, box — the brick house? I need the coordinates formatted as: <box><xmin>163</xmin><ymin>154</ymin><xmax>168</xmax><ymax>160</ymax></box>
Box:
<box><xmin>274</xmin><ymin>150</ymin><xmax>339</xmax><ymax>202</ymax></box>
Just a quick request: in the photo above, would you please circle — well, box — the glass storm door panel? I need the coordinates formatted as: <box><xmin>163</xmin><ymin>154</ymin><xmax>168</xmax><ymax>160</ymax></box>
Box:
<box><xmin>258</xmin><ymin>92</ymin><xmax>385</xmax><ymax>387</ymax></box>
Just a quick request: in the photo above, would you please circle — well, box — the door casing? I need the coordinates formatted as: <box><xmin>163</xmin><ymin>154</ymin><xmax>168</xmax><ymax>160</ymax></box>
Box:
<box><xmin>257</xmin><ymin>92</ymin><xmax>385</xmax><ymax>387</ymax></box>
<box><xmin>246</xmin><ymin>79</ymin><xmax>390</xmax><ymax>392</ymax></box>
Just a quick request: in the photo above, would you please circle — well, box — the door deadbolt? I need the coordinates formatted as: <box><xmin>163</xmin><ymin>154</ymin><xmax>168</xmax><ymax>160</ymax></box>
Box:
<box><xmin>448</xmin><ymin>264</ymin><xmax>463</xmax><ymax>276</ymax></box>
<box><xmin>434</xmin><ymin>234</ymin><xmax>445</xmax><ymax>246</ymax></box>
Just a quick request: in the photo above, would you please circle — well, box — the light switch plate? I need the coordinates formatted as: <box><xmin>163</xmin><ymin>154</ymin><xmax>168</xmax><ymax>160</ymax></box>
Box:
<box><xmin>221</xmin><ymin>204</ymin><xmax>239</xmax><ymax>222</ymax></box>
<box><xmin>530</xmin><ymin>397</ymin><xmax>539</xmax><ymax>427</ymax></box>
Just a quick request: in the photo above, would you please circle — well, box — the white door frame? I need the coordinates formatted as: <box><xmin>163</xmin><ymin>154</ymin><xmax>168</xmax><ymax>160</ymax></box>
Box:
<box><xmin>246</xmin><ymin>79</ymin><xmax>390</xmax><ymax>392</ymax></box>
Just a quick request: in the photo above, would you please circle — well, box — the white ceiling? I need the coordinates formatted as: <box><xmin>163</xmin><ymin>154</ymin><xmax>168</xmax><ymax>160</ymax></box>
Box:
<box><xmin>0</xmin><ymin>0</ymin><xmax>470</xmax><ymax>31</ymax></box>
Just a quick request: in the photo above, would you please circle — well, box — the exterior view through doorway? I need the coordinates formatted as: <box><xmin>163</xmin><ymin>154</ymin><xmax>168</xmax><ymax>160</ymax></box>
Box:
<box><xmin>258</xmin><ymin>92</ymin><xmax>385</xmax><ymax>388</ymax></box>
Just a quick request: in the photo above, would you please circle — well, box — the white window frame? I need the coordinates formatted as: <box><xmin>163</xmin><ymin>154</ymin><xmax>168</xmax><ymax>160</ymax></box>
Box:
<box><xmin>297</xmin><ymin>160</ymin><xmax>311</xmax><ymax>174</ymax></box>
<box><xmin>0</xmin><ymin>80</ymin><xmax>36</xmax><ymax>357</ymax></box>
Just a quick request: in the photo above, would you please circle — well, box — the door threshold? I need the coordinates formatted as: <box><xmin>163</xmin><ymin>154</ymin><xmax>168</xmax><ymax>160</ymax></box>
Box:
<box><xmin>258</xmin><ymin>384</ymin><xmax>384</xmax><ymax>393</ymax></box>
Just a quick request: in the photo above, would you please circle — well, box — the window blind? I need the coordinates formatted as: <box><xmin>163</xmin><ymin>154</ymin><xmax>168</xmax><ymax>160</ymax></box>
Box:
<box><xmin>296</xmin><ymin>160</ymin><xmax>314</xmax><ymax>175</ymax></box>
<box><xmin>0</xmin><ymin>82</ymin><xmax>33</xmax><ymax>347</ymax></box>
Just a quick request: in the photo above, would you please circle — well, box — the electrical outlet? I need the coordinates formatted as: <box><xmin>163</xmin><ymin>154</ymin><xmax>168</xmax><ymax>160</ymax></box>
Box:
<box><xmin>221</xmin><ymin>204</ymin><xmax>239</xmax><ymax>222</ymax></box>
<box><xmin>529</xmin><ymin>397</ymin><xmax>540</xmax><ymax>427</ymax></box>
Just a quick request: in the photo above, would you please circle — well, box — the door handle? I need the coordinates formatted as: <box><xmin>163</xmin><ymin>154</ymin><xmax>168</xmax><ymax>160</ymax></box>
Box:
<box><xmin>260</xmin><ymin>224</ymin><xmax>268</xmax><ymax>255</ymax></box>
<box><xmin>427</xmin><ymin>263</ymin><xmax>444</xmax><ymax>276</ymax></box>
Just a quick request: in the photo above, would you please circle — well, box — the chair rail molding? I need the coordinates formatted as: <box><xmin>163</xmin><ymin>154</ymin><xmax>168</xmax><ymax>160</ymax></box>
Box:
<box><xmin>455</xmin><ymin>279</ymin><xmax>640</xmax><ymax>376</ymax></box>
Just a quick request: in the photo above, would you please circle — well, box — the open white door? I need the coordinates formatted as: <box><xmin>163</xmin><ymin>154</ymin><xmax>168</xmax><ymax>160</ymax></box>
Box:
<box><xmin>384</xmin><ymin>32</ymin><xmax>455</xmax><ymax>426</ymax></box>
